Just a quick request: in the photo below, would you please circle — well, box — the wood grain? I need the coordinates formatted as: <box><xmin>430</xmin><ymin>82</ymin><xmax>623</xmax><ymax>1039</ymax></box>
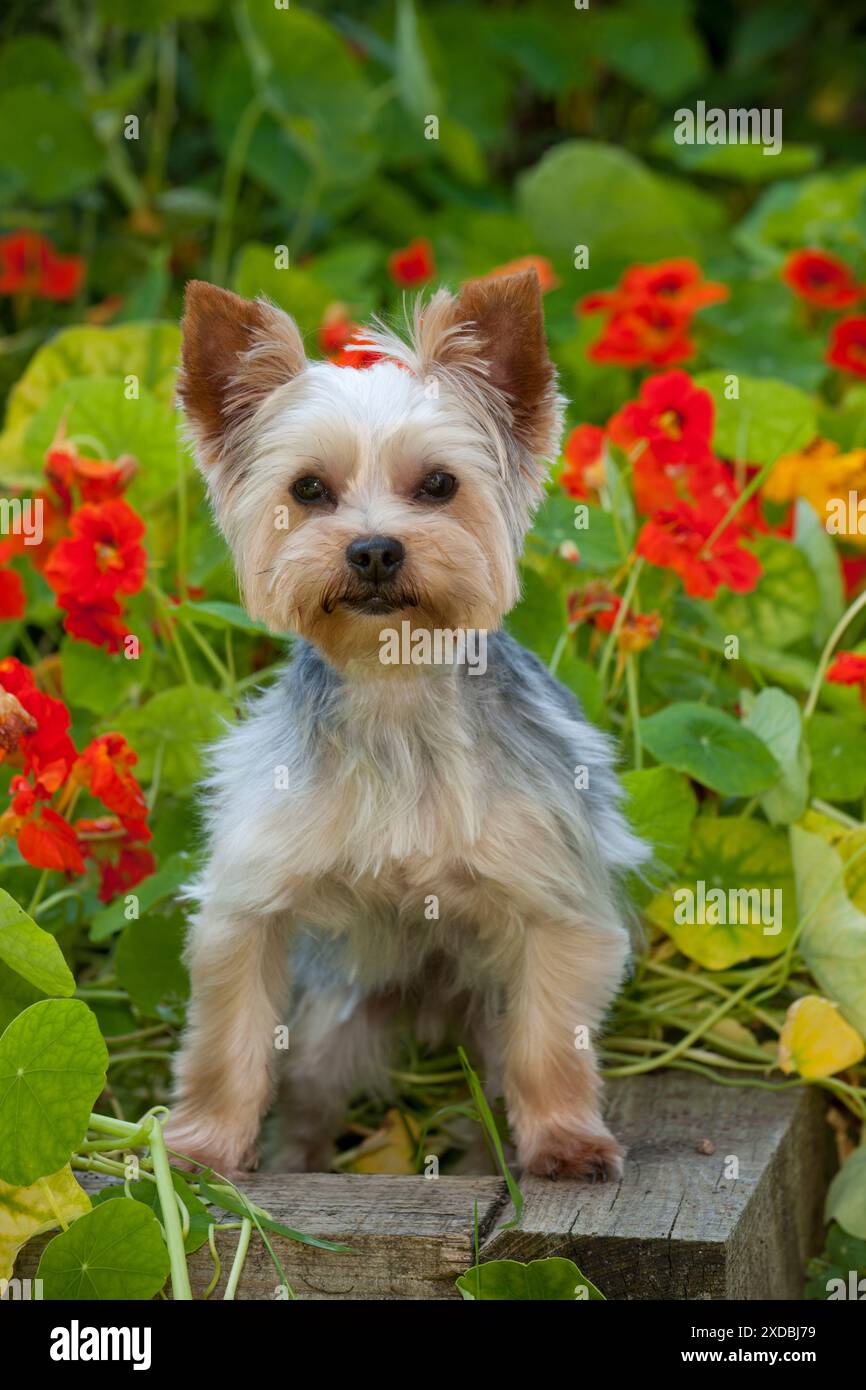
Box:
<box><xmin>17</xmin><ymin>1073</ymin><xmax>834</xmax><ymax>1300</ymax></box>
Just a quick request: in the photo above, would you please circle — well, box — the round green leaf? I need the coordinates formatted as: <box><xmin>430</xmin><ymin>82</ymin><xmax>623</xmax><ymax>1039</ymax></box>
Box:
<box><xmin>694</xmin><ymin>371</ymin><xmax>816</xmax><ymax>465</ymax></box>
<box><xmin>111</xmin><ymin>685</ymin><xmax>234</xmax><ymax>791</ymax></box>
<box><xmin>794</xmin><ymin>826</ymin><xmax>866</xmax><ymax>1038</ymax></box>
<box><xmin>622</xmin><ymin>766</ymin><xmax>697</xmax><ymax>905</ymax></box>
<box><xmin>648</xmin><ymin>817</ymin><xmax>795</xmax><ymax>969</ymax></box>
<box><xmin>0</xmin><ymin>1000</ymin><xmax>108</xmax><ymax>1186</ymax></box>
<box><xmin>807</xmin><ymin>714</ymin><xmax>866</xmax><ymax>803</ymax></box>
<box><xmin>0</xmin><ymin>87</ymin><xmax>102</xmax><ymax>202</ymax></box>
<box><xmin>37</xmin><ymin>1197</ymin><xmax>170</xmax><ymax>1300</ymax></box>
<box><xmin>825</xmin><ymin>1149</ymin><xmax>866</xmax><ymax>1242</ymax></box>
<box><xmin>640</xmin><ymin>702</ymin><xmax>779</xmax><ymax>796</ymax></box>
<box><xmin>518</xmin><ymin>140</ymin><xmax>699</xmax><ymax>264</ymax></box>
<box><xmin>740</xmin><ymin>687</ymin><xmax>810</xmax><ymax>825</ymax></box>
<box><xmin>0</xmin><ymin>887</ymin><xmax>74</xmax><ymax>997</ymax></box>
<box><xmin>713</xmin><ymin>538</ymin><xmax>819</xmax><ymax>649</ymax></box>
<box><xmin>115</xmin><ymin>911</ymin><xmax>189</xmax><ymax>1015</ymax></box>
<box><xmin>457</xmin><ymin>1256</ymin><xmax>604</xmax><ymax>1300</ymax></box>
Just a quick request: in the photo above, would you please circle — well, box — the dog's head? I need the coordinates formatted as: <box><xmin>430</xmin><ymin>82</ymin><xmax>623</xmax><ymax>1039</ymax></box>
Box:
<box><xmin>177</xmin><ymin>269</ymin><xmax>563</xmax><ymax>665</ymax></box>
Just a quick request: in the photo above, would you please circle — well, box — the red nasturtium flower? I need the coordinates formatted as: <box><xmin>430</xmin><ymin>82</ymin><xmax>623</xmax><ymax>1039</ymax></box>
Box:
<box><xmin>0</xmin><ymin>231</ymin><xmax>86</xmax><ymax>302</ymax></box>
<box><xmin>75</xmin><ymin>814</ymin><xmax>155</xmax><ymax>903</ymax></box>
<box><xmin>6</xmin><ymin>782</ymin><xmax>86</xmax><ymax>873</ymax></box>
<box><xmin>579</xmin><ymin>258</ymin><xmax>725</xmax><ymax>367</ymax></box>
<box><xmin>388</xmin><ymin>237</ymin><xmax>436</xmax><ymax>287</ymax></box>
<box><xmin>0</xmin><ymin>657</ymin><xmax>76</xmax><ymax>793</ymax></box>
<box><xmin>560</xmin><ymin>424</ymin><xmax>607</xmax><ymax>499</ymax></box>
<box><xmin>45</xmin><ymin>442</ymin><xmax>138</xmax><ymax>511</ymax></box>
<box><xmin>782</xmin><ymin>250</ymin><xmax>862</xmax><ymax>310</ymax></box>
<box><xmin>827</xmin><ymin>316</ymin><xmax>866</xmax><ymax>378</ymax></box>
<box><xmin>588</xmin><ymin>299</ymin><xmax>694</xmax><ymax>367</ymax></box>
<box><xmin>637</xmin><ymin>499</ymin><xmax>762</xmax><ymax>600</ymax></box>
<box><xmin>0</xmin><ymin>568</ymin><xmax>25</xmax><ymax>620</ymax></box>
<box><xmin>609</xmin><ymin>370</ymin><xmax>715</xmax><ymax>468</ymax></box>
<box><xmin>71</xmin><ymin>733</ymin><xmax>148</xmax><ymax>829</ymax></box>
<box><xmin>826</xmin><ymin>652</ymin><xmax>866</xmax><ymax>704</ymax></box>
<box><xmin>44</xmin><ymin>497</ymin><xmax>146</xmax><ymax>651</ymax></box>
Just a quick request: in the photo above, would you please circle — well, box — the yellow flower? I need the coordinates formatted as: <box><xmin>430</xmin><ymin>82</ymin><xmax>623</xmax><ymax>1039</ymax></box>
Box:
<box><xmin>764</xmin><ymin>437</ymin><xmax>866</xmax><ymax>547</ymax></box>
<box><xmin>778</xmin><ymin>995</ymin><xmax>865</xmax><ymax>1079</ymax></box>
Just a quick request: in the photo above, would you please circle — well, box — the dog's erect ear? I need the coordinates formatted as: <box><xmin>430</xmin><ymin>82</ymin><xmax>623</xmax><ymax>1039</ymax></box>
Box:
<box><xmin>455</xmin><ymin>267</ymin><xmax>560</xmax><ymax>457</ymax></box>
<box><xmin>177</xmin><ymin>281</ymin><xmax>306</xmax><ymax>463</ymax></box>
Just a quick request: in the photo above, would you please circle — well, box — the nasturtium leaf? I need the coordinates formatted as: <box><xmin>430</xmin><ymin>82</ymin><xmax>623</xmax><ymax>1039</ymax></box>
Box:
<box><xmin>90</xmin><ymin>851</ymin><xmax>192</xmax><ymax>943</ymax></box>
<box><xmin>518</xmin><ymin>141</ymin><xmax>699</xmax><ymax>264</ymax></box>
<box><xmin>60</xmin><ymin>636</ymin><xmax>150</xmax><ymax>716</ymax></box>
<box><xmin>111</xmin><ymin>686</ymin><xmax>233</xmax><ymax>792</ymax></box>
<box><xmin>740</xmin><ymin>688</ymin><xmax>810</xmax><ymax>825</ymax></box>
<box><xmin>0</xmin><ymin>999</ymin><xmax>108</xmax><ymax>1186</ymax></box>
<box><xmin>806</xmin><ymin>1222</ymin><xmax>866</xmax><ymax>1301</ymax></box>
<box><xmin>115</xmin><ymin>911</ymin><xmax>189</xmax><ymax>1015</ymax></box>
<box><xmin>825</xmin><ymin>1149</ymin><xmax>866</xmax><ymax>1242</ymax></box>
<box><xmin>639</xmin><ymin>702</ymin><xmax>779</xmax><ymax>796</ymax></box>
<box><xmin>36</xmin><ymin>1197</ymin><xmax>170</xmax><ymax>1300</ymax></box>
<box><xmin>694</xmin><ymin>371</ymin><xmax>816</xmax><ymax>465</ymax></box>
<box><xmin>456</xmin><ymin>1256</ymin><xmax>604</xmax><ymax>1300</ymax></box>
<box><xmin>23</xmin><ymin>377</ymin><xmax>186</xmax><ymax>506</ymax></box>
<box><xmin>233</xmin><ymin>244</ymin><xmax>334</xmax><ymax>339</ymax></box>
<box><xmin>806</xmin><ymin>714</ymin><xmax>866</xmax><ymax>802</ymax></box>
<box><xmin>0</xmin><ymin>1163</ymin><xmax>90</xmax><ymax>1282</ymax></box>
<box><xmin>395</xmin><ymin>0</ymin><xmax>440</xmax><ymax>120</ymax></box>
<box><xmin>0</xmin><ymin>887</ymin><xmax>74</xmax><ymax>997</ymax></box>
<box><xmin>532</xmin><ymin>496</ymin><xmax>621</xmax><ymax>572</ymax></box>
<box><xmin>0</xmin><ymin>87</ymin><xmax>103</xmax><ymax>203</ymax></box>
<box><xmin>0</xmin><ymin>962</ymin><xmax>45</xmax><ymax>1034</ymax></box>
<box><xmin>793</xmin><ymin>827</ymin><xmax>866</xmax><ymax>1038</ymax></box>
<box><xmin>656</xmin><ymin>135</ymin><xmax>819</xmax><ymax>182</ymax></box>
<box><xmin>647</xmin><ymin>816</ymin><xmax>794</xmax><ymax>970</ymax></box>
<box><xmin>622</xmin><ymin>766</ymin><xmax>697</xmax><ymax>905</ymax></box>
<box><xmin>778</xmin><ymin>996</ymin><xmax>865</xmax><ymax>1080</ymax></box>
<box><xmin>712</xmin><ymin>537</ymin><xmax>819</xmax><ymax>650</ymax></box>
<box><xmin>3</xmin><ymin>322</ymin><xmax>180</xmax><ymax>432</ymax></box>
<box><xmin>794</xmin><ymin>500</ymin><xmax>845</xmax><ymax>645</ymax></box>
<box><xmin>93</xmin><ymin>1168</ymin><xmax>209</xmax><ymax>1255</ymax></box>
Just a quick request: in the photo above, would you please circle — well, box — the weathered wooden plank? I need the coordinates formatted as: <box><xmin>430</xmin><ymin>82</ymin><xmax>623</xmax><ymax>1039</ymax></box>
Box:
<box><xmin>17</xmin><ymin>1073</ymin><xmax>834</xmax><ymax>1300</ymax></box>
<box><xmin>480</xmin><ymin>1073</ymin><xmax>835</xmax><ymax>1300</ymax></box>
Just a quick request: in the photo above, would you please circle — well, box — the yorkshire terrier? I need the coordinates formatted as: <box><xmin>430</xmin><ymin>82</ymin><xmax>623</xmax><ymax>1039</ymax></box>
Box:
<box><xmin>165</xmin><ymin>268</ymin><xmax>647</xmax><ymax>1182</ymax></box>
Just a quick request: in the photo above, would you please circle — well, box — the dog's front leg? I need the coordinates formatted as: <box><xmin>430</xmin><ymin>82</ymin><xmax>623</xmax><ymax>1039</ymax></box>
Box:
<box><xmin>502</xmin><ymin>914</ymin><xmax>629</xmax><ymax>1182</ymax></box>
<box><xmin>163</xmin><ymin>905</ymin><xmax>290</xmax><ymax>1176</ymax></box>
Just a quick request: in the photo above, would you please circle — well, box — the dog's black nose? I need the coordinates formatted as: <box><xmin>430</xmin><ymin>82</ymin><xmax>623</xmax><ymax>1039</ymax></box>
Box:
<box><xmin>345</xmin><ymin>536</ymin><xmax>405</xmax><ymax>582</ymax></box>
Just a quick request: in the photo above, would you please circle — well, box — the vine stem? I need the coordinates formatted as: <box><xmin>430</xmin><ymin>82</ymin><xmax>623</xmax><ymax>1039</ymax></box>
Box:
<box><xmin>803</xmin><ymin>586</ymin><xmax>866</xmax><ymax>721</ymax></box>
<box><xmin>224</xmin><ymin>1219</ymin><xmax>252</xmax><ymax>1300</ymax></box>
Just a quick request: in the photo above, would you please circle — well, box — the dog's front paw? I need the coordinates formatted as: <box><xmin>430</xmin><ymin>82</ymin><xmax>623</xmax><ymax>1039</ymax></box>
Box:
<box><xmin>520</xmin><ymin>1123</ymin><xmax>624</xmax><ymax>1183</ymax></box>
<box><xmin>161</xmin><ymin>1110</ymin><xmax>257</xmax><ymax>1181</ymax></box>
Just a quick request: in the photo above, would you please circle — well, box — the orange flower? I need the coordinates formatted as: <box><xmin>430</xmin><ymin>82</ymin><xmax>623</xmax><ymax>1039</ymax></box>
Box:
<box><xmin>827</xmin><ymin>317</ymin><xmax>866</xmax><ymax>378</ymax></box>
<box><xmin>561</xmin><ymin>424</ymin><xmax>607</xmax><ymax>499</ymax></box>
<box><xmin>485</xmin><ymin>255</ymin><xmax>559</xmax><ymax>293</ymax></box>
<box><xmin>388</xmin><ymin>237</ymin><xmax>435</xmax><ymax>287</ymax></box>
<box><xmin>609</xmin><ymin>370</ymin><xmax>715</xmax><ymax>468</ymax></box>
<box><xmin>72</xmin><ymin>732</ymin><xmax>148</xmax><ymax>831</ymax></box>
<box><xmin>0</xmin><ymin>776</ymin><xmax>84</xmax><ymax>873</ymax></box>
<box><xmin>782</xmin><ymin>250</ymin><xmax>862</xmax><ymax>310</ymax></box>
<box><xmin>0</xmin><ymin>231</ymin><xmax>85</xmax><ymax>302</ymax></box>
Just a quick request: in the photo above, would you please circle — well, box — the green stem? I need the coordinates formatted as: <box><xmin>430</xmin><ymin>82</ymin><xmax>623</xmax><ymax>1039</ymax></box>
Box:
<box><xmin>599</xmin><ymin>557</ymin><xmax>644</xmax><ymax>692</ymax></box>
<box><xmin>147</xmin><ymin>1117</ymin><xmax>192</xmax><ymax>1301</ymax></box>
<box><xmin>210</xmin><ymin>94</ymin><xmax>265</xmax><ymax>285</ymax></box>
<box><xmin>625</xmin><ymin>654</ymin><xmax>642</xmax><ymax>768</ymax></box>
<box><xmin>804</xmin><ymin>586</ymin><xmax>866</xmax><ymax>721</ymax></box>
<box><xmin>224</xmin><ymin>1218</ymin><xmax>252</xmax><ymax>1300</ymax></box>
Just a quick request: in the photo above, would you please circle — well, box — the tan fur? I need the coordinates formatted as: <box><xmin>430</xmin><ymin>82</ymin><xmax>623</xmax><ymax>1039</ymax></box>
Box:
<box><xmin>164</xmin><ymin>272</ymin><xmax>632</xmax><ymax>1182</ymax></box>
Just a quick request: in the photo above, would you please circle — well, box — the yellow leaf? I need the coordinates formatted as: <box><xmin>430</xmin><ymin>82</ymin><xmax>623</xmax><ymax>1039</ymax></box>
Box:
<box><xmin>778</xmin><ymin>996</ymin><xmax>865</xmax><ymax>1079</ymax></box>
<box><xmin>348</xmin><ymin>1109</ymin><xmax>419</xmax><ymax>1174</ymax></box>
<box><xmin>0</xmin><ymin>1165</ymin><xmax>90</xmax><ymax>1282</ymax></box>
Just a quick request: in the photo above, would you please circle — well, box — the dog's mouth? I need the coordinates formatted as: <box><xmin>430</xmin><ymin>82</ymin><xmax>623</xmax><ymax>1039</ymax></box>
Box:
<box><xmin>321</xmin><ymin>583</ymin><xmax>420</xmax><ymax>617</ymax></box>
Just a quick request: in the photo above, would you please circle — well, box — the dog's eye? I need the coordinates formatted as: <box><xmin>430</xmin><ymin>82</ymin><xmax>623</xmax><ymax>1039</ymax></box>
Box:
<box><xmin>292</xmin><ymin>476</ymin><xmax>331</xmax><ymax>504</ymax></box>
<box><xmin>417</xmin><ymin>471</ymin><xmax>457</xmax><ymax>501</ymax></box>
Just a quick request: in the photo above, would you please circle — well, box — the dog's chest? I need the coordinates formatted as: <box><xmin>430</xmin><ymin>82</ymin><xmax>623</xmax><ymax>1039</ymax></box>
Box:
<box><xmin>311</xmin><ymin>673</ymin><xmax>487</xmax><ymax>874</ymax></box>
